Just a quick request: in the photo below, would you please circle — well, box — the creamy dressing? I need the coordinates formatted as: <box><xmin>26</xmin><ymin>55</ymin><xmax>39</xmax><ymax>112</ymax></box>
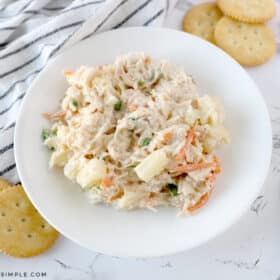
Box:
<box><xmin>43</xmin><ymin>53</ymin><xmax>229</xmax><ymax>214</ymax></box>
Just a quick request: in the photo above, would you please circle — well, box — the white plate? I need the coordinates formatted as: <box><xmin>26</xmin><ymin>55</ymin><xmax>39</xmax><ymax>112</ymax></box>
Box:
<box><xmin>14</xmin><ymin>27</ymin><xmax>272</xmax><ymax>257</ymax></box>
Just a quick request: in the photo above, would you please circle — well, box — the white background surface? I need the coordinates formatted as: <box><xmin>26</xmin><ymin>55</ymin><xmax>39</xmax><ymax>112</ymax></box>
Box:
<box><xmin>1</xmin><ymin>1</ymin><xmax>280</xmax><ymax>279</ymax></box>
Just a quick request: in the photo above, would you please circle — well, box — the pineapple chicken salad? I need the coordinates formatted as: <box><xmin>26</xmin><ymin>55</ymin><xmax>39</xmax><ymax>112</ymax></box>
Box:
<box><xmin>42</xmin><ymin>53</ymin><xmax>229</xmax><ymax>214</ymax></box>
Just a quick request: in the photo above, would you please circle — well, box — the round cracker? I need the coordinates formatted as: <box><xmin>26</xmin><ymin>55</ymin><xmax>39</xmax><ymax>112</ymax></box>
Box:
<box><xmin>0</xmin><ymin>178</ymin><xmax>12</xmax><ymax>192</ymax></box>
<box><xmin>0</xmin><ymin>185</ymin><xmax>59</xmax><ymax>258</ymax></box>
<box><xmin>214</xmin><ymin>17</ymin><xmax>276</xmax><ymax>66</ymax></box>
<box><xmin>217</xmin><ymin>0</ymin><xmax>276</xmax><ymax>23</ymax></box>
<box><xmin>182</xmin><ymin>2</ymin><xmax>223</xmax><ymax>44</ymax></box>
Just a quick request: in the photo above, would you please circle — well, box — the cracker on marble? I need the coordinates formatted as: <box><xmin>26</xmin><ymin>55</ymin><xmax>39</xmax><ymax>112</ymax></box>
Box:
<box><xmin>0</xmin><ymin>185</ymin><xmax>59</xmax><ymax>258</ymax></box>
<box><xmin>214</xmin><ymin>17</ymin><xmax>276</xmax><ymax>66</ymax></box>
<box><xmin>0</xmin><ymin>178</ymin><xmax>12</xmax><ymax>192</ymax></box>
<box><xmin>182</xmin><ymin>2</ymin><xmax>223</xmax><ymax>44</ymax></box>
<box><xmin>217</xmin><ymin>0</ymin><xmax>276</xmax><ymax>23</ymax></box>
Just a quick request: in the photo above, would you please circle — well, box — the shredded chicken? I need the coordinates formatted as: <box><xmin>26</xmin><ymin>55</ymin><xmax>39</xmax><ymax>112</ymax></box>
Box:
<box><xmin>42</xmin><ymin>53</ymin><xmax>229</xmax><ymax>214</ymax></box>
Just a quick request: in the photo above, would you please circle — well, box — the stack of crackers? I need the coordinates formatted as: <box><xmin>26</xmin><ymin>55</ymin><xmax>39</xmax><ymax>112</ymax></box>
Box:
<box><xmin>0</xmin><ymin>178</ymin><xmax>59</xmax><ymax>258</ymax></box>
<box><xmin>182</xmin><ymin>0</ymin><xmax>277</xmax><ymax>66</ymax></box>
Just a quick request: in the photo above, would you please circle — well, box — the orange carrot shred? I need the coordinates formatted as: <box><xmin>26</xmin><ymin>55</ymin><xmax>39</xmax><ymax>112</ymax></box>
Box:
<box><xmin>101</xmin><ymin>177</ymin><xmax>112</xmax><ymax>188</ymax></box>
<box><xmin>162</xmin><ymin>132</ymin><xmax>172</xmax><ymax>144</ymax></box>
<box><xmin>176</xmin><ymin>126</ymin><xmax>196</xmax><ymax>160</ymax></box>
<box><xmin>63</xmin><ymin>70</ymin><xmax>73</xmax><ymax>76</ymax></box>
<box><xmin>214</xmin><ymin>155</ymin><xmax>221</xmax><ymax>174</ymax></box>
<box><xmin>42</xmin><ymin>111</ymin><xmax>66</xmax><ymax>120</ymax></box>
<box><xmin>84</xmin><ymin>154</ymin><xmax>93</xmax><ymax>160</ymax></box>
<box><xmin>188</xmin><ymin>192</ymin><xmax>210</xmax><ymax>212</ymax></box>
<box><xmin>171</xmin><ymin>161</ymin><xmax>216</xmax><ymax>173</ymax></box>
<box><xmin>108</xmin><ymin>191</ymin><xmax>123</xmax><ymax>203</ymax></box>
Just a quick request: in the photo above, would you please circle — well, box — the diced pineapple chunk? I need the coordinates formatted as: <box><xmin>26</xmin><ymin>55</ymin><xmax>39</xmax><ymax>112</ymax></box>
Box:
<box><xmin>134</xmin><ymin>149</ymin><xmax>169</xmax><ymax>182</ymax></box>
<box><xmin>76</xmin><ymin>158</ymin><xmax>106</xmax><ymax>188</ymax></box>
<box><xmin>198</xmin><ymin>95</ymin><xmax>219</xmax><ymax>125</ymax></box>
<box><xmin>209</xmin><ymin>125</ymin><xmax>230</xmax><ymax>143</ymax></box>
<box><xmin>57</xmin><ymin>125</ymin><xmax>70</xmax><ymax>139</ymax></box>
<box><xmin>185</xmin><ymin>107</ymin><xmax>199</xmax><ymax>125</ymax></box>
<box><xmin>64</xmin><ymin>159</ymin><xmax>83</xmax><ymax>181</ymax></box>
<box><xmin>49</xmin><ymin>149</ymin><xmax>68</xmax><ymax>167</ymax></box>
<box><xmin>118</xmin><ymin>191</ymin><xmax>147</xmax><ymax>209</ymax></box>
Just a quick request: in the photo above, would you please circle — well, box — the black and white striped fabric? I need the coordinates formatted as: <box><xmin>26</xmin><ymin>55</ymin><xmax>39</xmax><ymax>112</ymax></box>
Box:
<box><xmin>0</xmin><ymin>0</ymin><xmax>176</xmax><ymax>183</ymax></box>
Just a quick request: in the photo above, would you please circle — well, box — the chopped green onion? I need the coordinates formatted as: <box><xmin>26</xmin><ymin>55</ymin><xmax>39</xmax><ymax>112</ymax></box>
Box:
<box><xmin>102</xmin><ymin>155</ymin><xmax>110</xmax><ymax>161</ymax></box>
<box><xmin>167</xmin><ymin>183</ymin><xmax>179</xmax><ymax>196</ymax></box>
<box><xmin>138</xmin><ymin>80</ymin><xmax>145</xmax><ymax>87</ymax></box>
<box><xmin>41</xmin><ymin>129</ymin><xmax>51</xmax><ymax>141</ymax></box>
<box><xmin>158</xmin><ymin>73</ymin><xmax>164</xmax><ymax>80</ymax></box>
<box><xmin>127</xmin><ymin>163</ymin><xmax>138</xmax><ymax>168</ymax></box>
<box><xmin>42</xmin><ymin>128</ymin><xmax>58</xmax><ymax>142</ymax></box>
<box><xmin>114</xmin><ymin>100</ymin><xmax>122</xmax><ymax>111</ymax></box>
<box><xmin>140</xmin><ymin>137</ymin><xmax>151</xmax><ymax>147</ymax></box>
<box><xmin>49</xmin><ymin>147</ymin><xmax>56</xmax><ymax>151</ymax></box>
<box><xmin>148</xmin><ymin>71</ymin><xmax>155</xmax><ymax>82</ymax></box>
<box><xmin>72</xmin><ymin>100</ymin><xmax>79</xmax><ymax>108</ymax></box>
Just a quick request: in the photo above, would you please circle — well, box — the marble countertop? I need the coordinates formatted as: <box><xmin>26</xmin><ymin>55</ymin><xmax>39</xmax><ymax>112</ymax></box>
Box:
<box><xmin>1</xmin><ymin>1</ymin><xmax>280</xmax><ymax>279</ymax></box>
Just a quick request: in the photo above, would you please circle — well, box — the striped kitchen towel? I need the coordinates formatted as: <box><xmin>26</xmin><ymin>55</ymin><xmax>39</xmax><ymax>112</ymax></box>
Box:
<box><xmin>0</xmin><ymin>0</ymin><xmax>177</xmax><ymax>183</ymax></box>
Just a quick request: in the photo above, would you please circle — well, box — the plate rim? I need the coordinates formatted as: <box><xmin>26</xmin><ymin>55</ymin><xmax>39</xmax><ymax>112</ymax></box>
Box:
<box><xmin>14</xmin><ymin>26</ymin><xmax>272</xmax><ymax>257</ymax></box>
